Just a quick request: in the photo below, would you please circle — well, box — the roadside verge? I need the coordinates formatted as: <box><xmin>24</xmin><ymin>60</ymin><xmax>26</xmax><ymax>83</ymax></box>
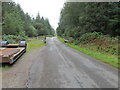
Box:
<box><xmin>58</xmin><ymin>37</ymin><xmax>119</xmax><ymax>69</ymax></box>
<box><xmin>27</xmin><ymin>39</ymin><xmax>45</xmax><ymax>52</ymax></box>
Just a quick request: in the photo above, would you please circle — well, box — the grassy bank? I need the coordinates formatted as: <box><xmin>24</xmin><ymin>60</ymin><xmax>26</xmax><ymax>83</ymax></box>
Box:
<box><xmin>58</xmin><ymin>37</ymin><xmax>119</xmax><ymax>69</ymax></box>
<box><xmin>27</xmin><ymin>39</ymin><xmax>45</xmax><ymax>52</ymax></box>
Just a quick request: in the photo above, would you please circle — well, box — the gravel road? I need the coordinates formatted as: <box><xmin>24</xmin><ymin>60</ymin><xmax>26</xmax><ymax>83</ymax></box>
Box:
<box><xmin>27</xmin><ymin>37</ymin><xmax>118</xmax><ymax>88</ymax></box>
<box><xmin>2</xmin><ymin>37</ymin><xmax>118</xmax><ymax>88</ymax></box>
<box><xmin>2</xmin><ymin>46</ymin><xmax>45</xmax><ymax>88</ymax></box>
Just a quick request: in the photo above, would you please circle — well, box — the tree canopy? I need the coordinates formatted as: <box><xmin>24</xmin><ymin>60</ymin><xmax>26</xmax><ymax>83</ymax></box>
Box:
<box><xmin>57</xmin><ymin>2</ymin><xmax>120</xmax><ymax>39</ymax></box>
<box><xmin>2</xmin><ymin>2</ymin><xmax>55</xmax><ymax>37</ymax></box>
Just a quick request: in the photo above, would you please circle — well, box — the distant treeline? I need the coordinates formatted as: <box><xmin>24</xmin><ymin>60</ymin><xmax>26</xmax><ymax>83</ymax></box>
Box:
<box><xmin>57</xmin><ymin>2</ymin><xmax>120</xmax><ymax>38</ymax></box>
<box><xmin>2</xmin><ymin>2</ymin><xmax>55</xmax><ymax>38</ymax></box>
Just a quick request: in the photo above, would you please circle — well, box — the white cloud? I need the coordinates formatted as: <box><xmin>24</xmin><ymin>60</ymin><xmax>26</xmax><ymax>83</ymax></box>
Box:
<box><xmin>13</xmin><ymin>0</ymin><xmax>65</xmax><ymax>30</ymax></box>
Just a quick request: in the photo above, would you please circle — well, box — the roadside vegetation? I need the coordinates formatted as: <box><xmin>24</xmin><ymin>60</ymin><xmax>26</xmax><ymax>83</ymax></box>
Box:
<box><xmin>27</xmin><ymin>37</ymin><xmax>45</xmax><ymax>52</ymax></box>
<box><xmin>57</xmin><ymin>2</ymin><xmax>119</xmax><ymax>69</ymax></box>
<box><xmin>2</xmin><ymin>2</ymin><xmax>55</xmax><ymax>43</ymax></box>
<box><xmin>58</xmin><ymin>37</ymin><xmax>118</xmax><ymax>68</ymax></box>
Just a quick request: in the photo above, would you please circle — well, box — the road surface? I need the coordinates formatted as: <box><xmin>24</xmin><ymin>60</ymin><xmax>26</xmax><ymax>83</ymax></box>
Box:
<box><xmin>26</xmin><ymin>37</ymin><xmax>118</xmax><ymax>88</ymax></box>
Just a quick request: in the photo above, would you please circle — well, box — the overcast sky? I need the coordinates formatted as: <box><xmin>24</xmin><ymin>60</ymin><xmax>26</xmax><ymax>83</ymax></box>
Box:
<box><xmin>13</xmin><ymin>0</ymin><xmax>66</xmax><ymax>30</ymax></box>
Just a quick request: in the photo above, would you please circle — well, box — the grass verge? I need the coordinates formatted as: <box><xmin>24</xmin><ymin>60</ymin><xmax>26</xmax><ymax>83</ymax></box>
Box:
<box><xmin>27</xmin><ymin>39</ymin><xmax>45</xmax><ymax>52</ymax></box>
<box><xmin>58</xmin><ymin>37</ymin><xmax>119</xmax><ymax>69</ymax></box>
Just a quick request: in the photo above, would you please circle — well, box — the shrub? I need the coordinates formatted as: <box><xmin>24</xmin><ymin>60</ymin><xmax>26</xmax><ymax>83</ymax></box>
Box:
<box><xmin>78</xmin><ymin>32</ymin><xmax>118</xmax><ymax>55</ymax></box>
<box><xmin>2</xmin><ymin>35</ymin><xmax>27</xmax><ymax>43</ymax></box>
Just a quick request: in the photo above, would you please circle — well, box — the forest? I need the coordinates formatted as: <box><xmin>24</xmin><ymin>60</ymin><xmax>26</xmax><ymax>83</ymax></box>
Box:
<box><xmin>57</xmin><ymin>2</ymin><xmax>119</xmax><ymax>55</ymax></box>
<box><xmin>2</xmin><ymin>2</ymin><xmax>55</xmax><ymax>43</ymax></box>
<box><xmin>57</xmin><ymin>2</ymin><xmax>119</xmax><ymax>37</ymax></box>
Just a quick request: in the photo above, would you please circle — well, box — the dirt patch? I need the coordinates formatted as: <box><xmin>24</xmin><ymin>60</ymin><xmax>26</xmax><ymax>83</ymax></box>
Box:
<box><xmin>2</xmin><ymin>47</ymin><xmax>45</xmax><ymax>88</ymax></box>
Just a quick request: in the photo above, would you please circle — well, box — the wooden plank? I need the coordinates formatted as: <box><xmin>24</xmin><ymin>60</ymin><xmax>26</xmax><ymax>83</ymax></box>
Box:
<box><xmin>7</xmin><ymin>44</ymin><xmax>19</xmax><ymax>46</ymax></box>
<box><xmin>0</xmin><ymin>48</ymin><xmax>20</xmax><ymax>56</ymax></box>
<box><xmin>3</xmin><ymin>49</ymin><xmax>20</xmax><ymax>57</ymax></box>
<box><xmin>0</xmin><ymin>48</ymin><xmax>14</xmax><ymax>55</ymax></box>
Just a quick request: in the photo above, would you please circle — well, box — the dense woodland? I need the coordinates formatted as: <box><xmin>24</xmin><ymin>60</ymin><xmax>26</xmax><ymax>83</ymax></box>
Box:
<box><xmin>2</xmin><ymin>2</ymin><xmax>54</xmax><ymax>42</ymax></box>
<box><xmin>57</xmin><ymin>2</ymin><xmax>119</xmax><ymax>38</ymax></box>
<box><xmin>57</xmin><ymin>2</ymin><xmax>119</xmax><ymax>55</ymax></box>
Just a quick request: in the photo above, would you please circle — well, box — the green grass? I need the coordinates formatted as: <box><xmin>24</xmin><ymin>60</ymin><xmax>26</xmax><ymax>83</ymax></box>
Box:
<box><xmin>58</xmin><ymin>37</ymin><xmax>64</xmax><ymax>43</ymax></box>
<box><xmin>27</xmin><ymin>39</ymin><xmax>45</xmax><ymax>52</ymax></box>
<box><xmin>58</xmin><ymin>37</ymin><xmax>119</xmax><ymax>69</ymax></box>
